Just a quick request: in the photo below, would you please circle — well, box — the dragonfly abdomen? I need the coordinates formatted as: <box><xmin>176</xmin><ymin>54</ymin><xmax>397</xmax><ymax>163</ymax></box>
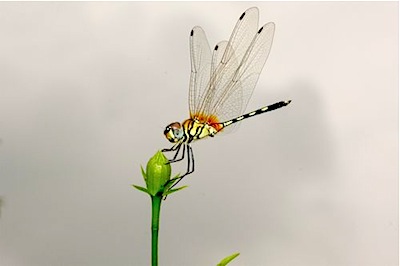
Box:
<box><xmin>221</xmin><ymin>100</ymin><xmax>291</xmax><ymax>128</ymax></box>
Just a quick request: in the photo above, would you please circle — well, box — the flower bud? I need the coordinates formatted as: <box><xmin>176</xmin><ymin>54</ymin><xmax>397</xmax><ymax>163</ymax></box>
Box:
<box><xmin>142</xmin><ymin>151</ymin><xmax>171</xmax><ymax>196</ymax></box>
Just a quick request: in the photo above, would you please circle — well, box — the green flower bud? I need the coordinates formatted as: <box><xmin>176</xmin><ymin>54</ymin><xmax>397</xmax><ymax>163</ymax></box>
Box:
<box><xmin>142</xmin><ymin>151</ymin><xmax>171</xmax><ymax>196</ymax></box>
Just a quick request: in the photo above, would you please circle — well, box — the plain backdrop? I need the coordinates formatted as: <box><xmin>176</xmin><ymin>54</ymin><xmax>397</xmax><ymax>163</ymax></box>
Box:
<box><xmin>0</xmin><ymin>2</ymin><xmax>398</xmax><ymax>266</ymax></box>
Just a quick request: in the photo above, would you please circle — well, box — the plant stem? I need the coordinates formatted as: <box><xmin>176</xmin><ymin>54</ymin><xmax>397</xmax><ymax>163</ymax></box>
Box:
<box><xmin>151</xmin><ymin>195</ymin><xmax>162</xmax><ymax>266</ymax></box>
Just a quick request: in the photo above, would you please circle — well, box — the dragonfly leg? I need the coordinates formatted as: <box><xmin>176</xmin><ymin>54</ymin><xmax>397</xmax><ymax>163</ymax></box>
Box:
<box><xmin>187</xmin><ymin>144</ymin><xmax>195</xmax><ymax>175</ymax></box>
<box><xmin>174</xmin><ymin>143</ymin><xmax>186</xmax><ymax>162</ymax></box>
<box><xmin>170</xmin><ymin>143</ymin><xmax>186</xmax><ymax>163</ymax></box>
<box><xmin>162</xmin><ymin>143</ymin><xmax>186</xmax><ymax>163</ymax></box>
<box><xmin>168</xmin><ymin>144</ymin><xmax>195</xmax><ymax>190</ymax></box>
<box><xmin>161</xmin><ymin>143</ymin><xmax>180</xmax><ymax>152</ymax></box>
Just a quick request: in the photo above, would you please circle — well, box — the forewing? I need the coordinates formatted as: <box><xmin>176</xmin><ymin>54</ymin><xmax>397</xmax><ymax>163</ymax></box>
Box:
<box><xmin>188</xmin><ymin>26</ymin><xmax>212</xmax><ymax>118</ymax></box>
<box><xmin>221</xmin><ymin>7</ymin><xmax>259</xmax><ymax>69</ymax></box>
<box><xmin>195</xmin><ymin>7</ymin><xmax>260</xmax><ymax>121</ymax></box>
<box><xmin>212</xmin><ymin>22</ymin><xmax>275</xmax><ymax>123</ymax></box>
<box><xmin>195</xmin><ymin>40</ymin><xmax>235</xmax><ymax>118</ymax></box>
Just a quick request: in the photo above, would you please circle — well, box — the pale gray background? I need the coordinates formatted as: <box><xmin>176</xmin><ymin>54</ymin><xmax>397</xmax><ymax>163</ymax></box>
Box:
<box><xmin>0</xmin><ymin>2</ymin><xmax>398</xmax><ymax>266</ymax></box>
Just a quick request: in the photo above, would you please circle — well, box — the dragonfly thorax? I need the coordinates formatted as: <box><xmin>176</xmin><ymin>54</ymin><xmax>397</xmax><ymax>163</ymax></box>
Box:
<box><xmin>164</xmin><ymin>119</ymin><xmax>222</xmax><ymax>144</ymax></box>
<box><xmin>182</xmin><ymin>119</ymin><xmax>220</xmax><ymax>142</ymax></box>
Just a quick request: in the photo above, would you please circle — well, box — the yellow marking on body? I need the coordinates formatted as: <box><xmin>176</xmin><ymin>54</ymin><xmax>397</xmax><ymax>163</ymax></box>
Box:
<box><xmin>224</xmin><ymin>121</ymin><xmax>233</xmax><ymax>126</ymax></box>
<box><xmin>261</xmin><ymin>106</ymin><xmax>269</xmax><ymax>111</ymax></box>
<box><xmin>182</xmin><ymin>119</ymin><xmax>220</xmax><ymax>141</ymax></box>
<box><xmin>248</xmin><ymin>111</ymin><xmax>257</xmax><ymax>116</ymax></box>
<box><xmin>236</xmin><ymin>116</ymin><xmax>244</xmax><ymax>121</ymax></box>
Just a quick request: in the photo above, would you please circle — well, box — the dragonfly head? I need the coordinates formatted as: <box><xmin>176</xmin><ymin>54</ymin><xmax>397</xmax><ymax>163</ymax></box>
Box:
<box><xmin>164</xmin><ymin>122</ymin><xmax>184</xmax><ymax>143</ymax></box>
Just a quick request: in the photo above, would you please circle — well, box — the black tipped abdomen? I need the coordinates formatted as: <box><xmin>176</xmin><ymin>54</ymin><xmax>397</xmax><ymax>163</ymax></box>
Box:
<box><xmin>221</xmin><ymin>100</ymin><xmax>292</xmax><ymax>128</ymax></box>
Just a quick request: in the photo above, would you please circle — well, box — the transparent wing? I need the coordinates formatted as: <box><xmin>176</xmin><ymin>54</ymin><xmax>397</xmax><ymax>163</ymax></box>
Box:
<box><xmin>210</xmin><ymin>22</ymin><xmax>275</xmax><ymax>124</ymax></box>
<box><xmin>188</xmin><ymin>26</ymin><xmax>212</xmax><ymax>118</ymax></box>
<box><xmin>196</xmin><ymin>40</ymin><xmax>232</xmax><ymax>117</ymax></box>
<box><xmin>193</xmin><ymin>7</ymin><xmax>272</xmax><ymax>126</ymax></box>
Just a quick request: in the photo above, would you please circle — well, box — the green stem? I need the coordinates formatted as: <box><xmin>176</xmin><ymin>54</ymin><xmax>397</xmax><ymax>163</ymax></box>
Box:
<box><xmin>151</xmin><ymin>195</ymin><xmax>162</xmax><ymax>266</ymax></box>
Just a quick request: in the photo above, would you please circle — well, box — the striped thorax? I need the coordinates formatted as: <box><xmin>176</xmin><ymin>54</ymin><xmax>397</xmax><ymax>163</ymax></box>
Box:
<box><xmin>164</xmin><ymin>118</ymin><xmax>222</xmax><ymax>144</ymax></box>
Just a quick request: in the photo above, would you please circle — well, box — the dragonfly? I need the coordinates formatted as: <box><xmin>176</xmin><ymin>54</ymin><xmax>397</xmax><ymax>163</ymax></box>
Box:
<box><xmin>162</xmin><ymin>7</ymin><xmax>291</xmax><ymax>187</ymax></box>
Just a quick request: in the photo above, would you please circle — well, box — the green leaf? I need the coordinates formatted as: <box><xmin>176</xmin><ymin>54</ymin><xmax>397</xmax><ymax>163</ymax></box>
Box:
<box><xmin>140</xmin><ymin>165</ymin><xmax>147</xmax><ymax>181</ymax></box>
<box><xmin>132</xmin><ymin>184</ymin><xmax>150</xmax><ymax>195</ymax></box>
<box><xmin>163</xmin><ymin>186</ymin><xmax>188</xmax><ymax>196</ymax></box>
<box><xmin>170</xmin><ymin>173</ymin><xmax>181</xmax><ymax>182</ymax></box>
<box><xmin>216</xmin><ymin>252</ymin><xmax>240</xmax><ymax>266</ymax></box>
<box><xmin>164</xmin><ymin>174</ymin><xmax>181</xmax><ymax>190</ymax></box>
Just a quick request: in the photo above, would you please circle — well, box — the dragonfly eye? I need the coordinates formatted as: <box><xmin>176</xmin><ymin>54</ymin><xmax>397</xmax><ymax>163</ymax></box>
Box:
<box><xmin>164</xmin><ymin>122</ymin><xmax>183</xmax><ymax>143</ymax></box>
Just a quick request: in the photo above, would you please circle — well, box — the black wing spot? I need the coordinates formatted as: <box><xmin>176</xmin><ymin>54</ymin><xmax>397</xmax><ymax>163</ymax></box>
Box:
<box><xmin>214</xmin><ymin>45</ymin><xmax>219</xmax><ymax>51</ymax></box>
<box><xmin>190</xmin><ymin>29</ymin><xmax>194</xmax><ymax>36</ymax></box>
<box><xmin>239</xmin><ymin>11</ymin><xmax>245</xmax><ymax>20</ymax></box>
<box><xmin>258</xmin><ymin>27</ymin><xmax>264</xmax><ymax>34</ymax></box>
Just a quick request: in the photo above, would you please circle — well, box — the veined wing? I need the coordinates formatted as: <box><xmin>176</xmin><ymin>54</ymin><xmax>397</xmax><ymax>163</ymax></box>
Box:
<box><xmin>194</xmin><ymin>7</ymin><xmax>260</xmax><ymax>122</ymax></box>
<box><xmin>210</xmin><ymin>21</ymin><xmax>275</xmax><ymax>124</ymax></box>
<box><xmin>192</xmin><ymin>7</ymin><xmax>275</xmax><ymax>126</ymax></box>
<box><xmin>197</xmin><ymin>39</ymin><xmax>232</xmax><ymax>120</ymax></box>
<box><xmin>188</xmin><ymin>26</ymin><xmax>212</xmax><ymax>118</ymax></box>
